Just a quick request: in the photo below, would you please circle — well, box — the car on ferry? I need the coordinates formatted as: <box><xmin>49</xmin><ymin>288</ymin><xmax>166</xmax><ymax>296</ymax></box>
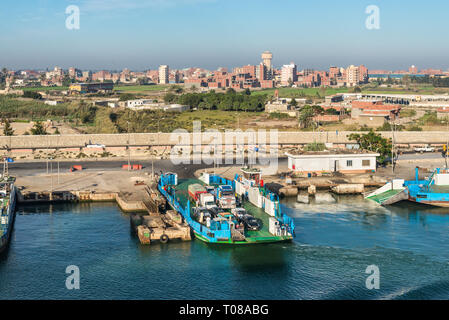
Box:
<box><xmin>240</xmin><ymin>214</ymin><xmax>261</xmax><ymax>231</ymax></box>
<box><xmin>231</xmin><ymin>208</ymin><xmax>247</xmax><ymax>219</ymax></box>
<box><xmin>209</xmin><ymin>206</ymin><xmax>226</xmax><ymax>218</ymax></box>
<box><xmin>192</xmin><ymin>207</ymin><xmax>212</xmax><ymax>221</ymax></box>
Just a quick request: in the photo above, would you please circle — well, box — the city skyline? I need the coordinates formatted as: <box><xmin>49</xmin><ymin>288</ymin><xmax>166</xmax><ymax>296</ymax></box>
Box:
<box><xmin>1</xmin><ymin>0</ymin><xmax>449</xmax><ymax>70</ymax></box>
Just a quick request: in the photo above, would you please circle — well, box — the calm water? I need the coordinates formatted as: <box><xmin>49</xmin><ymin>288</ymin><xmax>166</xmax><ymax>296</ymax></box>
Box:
<box><xmin>1</xmin><ymin>196</ymin><xmax>449</xmax><ymax>300</ymax></box>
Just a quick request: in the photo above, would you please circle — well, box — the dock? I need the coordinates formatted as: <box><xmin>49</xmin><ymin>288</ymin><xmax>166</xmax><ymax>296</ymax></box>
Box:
<box><xmin>131</xmin><ymin>186</ymin><xmax>191</xmax><ymax>245</ymax></box>
<box><xmin>14</xmin><ymin>168</ymin><xmax>192</xmax><ymax>246</ymax></box>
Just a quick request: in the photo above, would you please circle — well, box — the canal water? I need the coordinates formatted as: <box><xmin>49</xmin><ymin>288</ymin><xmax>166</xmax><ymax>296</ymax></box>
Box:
<box><xmin>1</xmin><ymin>196</ymin><xmax>449</xmax><ymax>300</ymax></box>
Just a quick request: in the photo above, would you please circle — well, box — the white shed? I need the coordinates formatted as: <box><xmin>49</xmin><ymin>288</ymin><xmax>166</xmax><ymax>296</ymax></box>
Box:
<box><xmin>286</xmin><ymin>151</ymin><xmax>380</xmax><ymax>174</ymax></box>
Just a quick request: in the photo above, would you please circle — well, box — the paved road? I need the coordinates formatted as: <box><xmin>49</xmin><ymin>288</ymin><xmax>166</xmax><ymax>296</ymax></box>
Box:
<box><xmin>8</xmin><ymin>157</ymin><xmax>287</xmax><ymax>178</ymax></box>
<box><xmin>398</xmin><ymin>152</ymin><xmax>445</xmax><ymax>160</ymax></box>
<box><xmin>8</xmin><ymin>159</ymin><xmax>209</xmax><ymax>178</ymax></box>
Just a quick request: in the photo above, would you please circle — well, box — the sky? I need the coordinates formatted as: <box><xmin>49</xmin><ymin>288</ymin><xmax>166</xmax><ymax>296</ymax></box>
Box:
<box><xmin>0</xmin><ymin>0</ymin><xmax>448</xmax><ymax>71</ymax></box>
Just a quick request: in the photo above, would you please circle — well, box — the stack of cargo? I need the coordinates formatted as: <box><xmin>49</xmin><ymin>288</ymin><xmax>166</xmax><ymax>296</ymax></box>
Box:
<box><xmin>188</xmin><ymin>184</ymin><xmax>207</xmax><ymax>201</ymax></box>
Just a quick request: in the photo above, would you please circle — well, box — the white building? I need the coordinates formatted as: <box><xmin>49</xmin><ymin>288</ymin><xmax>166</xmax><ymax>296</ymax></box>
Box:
<box><xmin>126</xmin><ymin>99</ymin><xmax>154</xmax><ymax>109</ymax></box>
<box><xmin>44</xmin><ymin>100</ymin><xmax>64</xmax><ymax>106</ymax></box>
<box><xmin>159</xmin><ymin>65</ymin><xmax>169</xmax><ymax>84</ymax></box>
<box><xmin>281</xmin><ymin>63</ymin><xmax>297</xmax><ymax>86</ymax></box>
<box><xmin>345</xmin><ymin>65</ymin><xmax>360</xmax><ymax>87</ymax></box>
<box><xmin>286</xmin><ymin>150</ymin><xmax>380</xmax><ymax>174</ymax></box>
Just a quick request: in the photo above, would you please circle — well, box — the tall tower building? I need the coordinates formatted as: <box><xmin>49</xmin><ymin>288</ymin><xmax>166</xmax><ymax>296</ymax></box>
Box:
<box><xmin>409</xmin><ymin>65</ymin><xmax>418</xmax><ymax>74</ymax></box>
<box><xmin>159</xmin><ymin>65</ymin><xmax>169</xmax><ymax>84</ymax></box>
<box><xmin>261</xmin><ymin>51</ymin><xmax>273</xmax><ymax>80</ymax></box>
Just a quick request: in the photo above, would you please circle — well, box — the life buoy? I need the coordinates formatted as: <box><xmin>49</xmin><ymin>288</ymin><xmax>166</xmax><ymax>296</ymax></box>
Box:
<box><xmin>160</xmin><ymin>234</ymin><xmax>169</xmax><ymax>244</ymax></box>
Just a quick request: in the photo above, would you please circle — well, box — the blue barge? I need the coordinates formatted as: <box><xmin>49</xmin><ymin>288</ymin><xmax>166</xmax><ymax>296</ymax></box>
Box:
<box><xmin>367</xmin><ymin>167</ymin><xmax>449</xmax><ymax>207</ymax></box>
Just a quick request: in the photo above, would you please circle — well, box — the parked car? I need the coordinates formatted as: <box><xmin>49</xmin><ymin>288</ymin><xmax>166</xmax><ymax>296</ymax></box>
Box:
<box><xmin>209</xmin><ymin>206</ymin><xmax>226</xmax><ymax>218</ymax></box>
<box><xmin>193</xmin><ymin>207</ymin><xmax>211</xmax><ymax>221</ymax></box>
<box><xmin>241</xmin><ymin>214</ymin><xmax>261</xmax><ymax>231</ymax></box>
<box><xmin>232</xmin><ymin>208</ymin><xmax>247</xmax><ymax>219</ymax></box>
<box><xmin>414</xmin><ymin>145</ymin><xmax>435</xmax><ymax>153</ymax></box>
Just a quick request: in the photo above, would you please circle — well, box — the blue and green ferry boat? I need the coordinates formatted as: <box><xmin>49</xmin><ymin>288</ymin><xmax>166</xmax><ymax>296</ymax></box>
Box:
<box><xmin>158</xmin><ymin>168</ymin><xmax>295</xmax><ymax>245</ymax></box>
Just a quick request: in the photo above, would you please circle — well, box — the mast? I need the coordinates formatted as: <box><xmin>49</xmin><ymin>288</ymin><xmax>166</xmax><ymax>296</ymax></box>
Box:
<box><xmin>2</xmin><ymin>158</ymin><xmax>8</xmax><ymax>178</ymax></box>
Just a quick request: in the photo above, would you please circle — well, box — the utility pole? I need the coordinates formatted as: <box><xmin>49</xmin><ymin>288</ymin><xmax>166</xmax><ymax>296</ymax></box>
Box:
<box><xmin>50</xmin><ymin>157</ymin><xmax>53</xmax><ymax>201</ymax></box>
<box><xmin>58</xmin><ymin>158</ymin><xmax>60</xmax><ymax>185</ymax></box>
<box><xmin>445</xmin><ymin>119</ymin><xmax>449</xmax><ymax>170</ymax></box>
<box><xmin>127</xmin><ymin>121</ymin><xmax>131</xmax><ymax>171</ymax></box>
<box><xmin>391</xmin><ymin>120</ymin><xmax>395</xmax><ymax>174</ymax></box>
<box><xmin>46</xmin><ymin>138</ymin><xmax>50</xmax><ymax>175</ymax></box>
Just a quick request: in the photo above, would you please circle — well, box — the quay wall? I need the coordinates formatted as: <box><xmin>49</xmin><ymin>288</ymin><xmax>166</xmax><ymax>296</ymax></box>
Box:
<box><xmin>1</xmin><ymin>131</ymin><xmax>448</xmax><ymax>149</ymax></box>
<box><xmin>18</xmin><ymin>190</ymin><xmax>147</xmax><ymax>213</ymax></box>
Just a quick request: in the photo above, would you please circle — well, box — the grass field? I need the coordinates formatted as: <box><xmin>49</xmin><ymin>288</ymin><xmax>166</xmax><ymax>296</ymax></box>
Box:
<box><xmin>251</xmin><ymin>87</ymin><xmax>350</xmax><ymax>98</ymax></box>
<box><xmin>21</xmin><ymin>86</ymin><xmax>69</xmax><ymax>92</ymax></box>
<box><xmin>114</xmin><ymin>84</ymin><xmax>170</xmax><ymax>93</ymax></box>
<box><xmin>175</xmin><ymin>110</ymin><xmax>263</xmax><ymax>131</ymax></box>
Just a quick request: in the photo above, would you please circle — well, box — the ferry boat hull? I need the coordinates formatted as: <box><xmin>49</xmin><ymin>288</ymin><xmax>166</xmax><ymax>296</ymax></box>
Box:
<box><xmin>0</xmin><ymin>185</ymin><xmax>17</xmax><ymax>254</ymax></box>
<box><xmin>366</xmin><ymin>168</ymin><xmax>449</xmax><ymax>208</ymax></box>
<box><xmin>158</xmin><ymin>170</ymin><xmax>295</xmax><ymax>245</ymax></box>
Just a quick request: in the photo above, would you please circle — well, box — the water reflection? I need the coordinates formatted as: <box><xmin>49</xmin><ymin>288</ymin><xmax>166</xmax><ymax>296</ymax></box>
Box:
<box><xmin>284</xmin><ymin>193</ymin><xmax>449</xmax><ymax>229</ymax></box>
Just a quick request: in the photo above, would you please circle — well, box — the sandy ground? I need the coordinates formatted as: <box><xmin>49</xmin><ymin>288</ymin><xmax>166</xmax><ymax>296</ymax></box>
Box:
<box><xmin>16</xmin><ymin>170</ymin><xmax>155</xmax><ymax>201</ymax></box>
<box><xmin>1</xmin><ymin>121</ymin><xmax>79</xmax><ymax>135</ymax></box>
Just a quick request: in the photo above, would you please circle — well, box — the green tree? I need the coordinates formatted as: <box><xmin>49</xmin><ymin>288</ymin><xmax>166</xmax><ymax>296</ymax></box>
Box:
<box><xmin>291</xmin><ymin>98</ymin><xmax>298</xmax><ymax>107</ymax></box>
<box><xmin>30</xmin><ymin>121</ymin><xmax>47</xmax><ymax>135</ymax></box>
<box><xmin>2</xmin><ymin>119</ymin><xmax>14</xmax><ymax>136</ymax></box>
<box><xmin>353</xmin><ymin>86</ymin><xmax>362</xmax><ymax>93</ymax></box>
<box><xmin>348</xmin><ymin>131</ymin><xmax>392</xmax><ymax>165</ymax></box>
<box><xmin>164</xmin><ymin>93</ymin><xmax>177</xmax><ymax>103</ymax></box>
<box><xmin>23</xmin><ymin>91</ymin><xmax>43</xmax><ymax>100</ymax></box>
<box><xmin>119</xmin><ymin>93</ymin><xmax>136</xmax><ymax>101</ymax></box>
<box><xmin>62</xmin><ymin>74</ymin><xmax>72</xmax><ymax>86</ymax></box>
<box><xmin>324</xmin><ymin>108</ymin><xmax>339</xmax><ymax>115</ymax></box>
<box><xmin>298</xmin><ymin>105</ymin><xmax>323</xmax><ymax>129</ymax></box>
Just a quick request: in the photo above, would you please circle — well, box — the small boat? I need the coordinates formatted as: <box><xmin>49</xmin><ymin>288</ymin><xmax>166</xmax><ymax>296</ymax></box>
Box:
<box><xmin>366</xmin><ymin>167</ymin><xmax>449</xmax><ymax>207</ymax></box>
<box><xmin>158</xmin><ymin>168</ymin><xmax>295</xmax><ymax>245</ymax></box>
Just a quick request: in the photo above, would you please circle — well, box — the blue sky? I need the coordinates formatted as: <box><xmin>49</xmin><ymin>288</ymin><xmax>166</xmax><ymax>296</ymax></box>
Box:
<box><xmin>0</xmin><ymin>0</ymin><xmax>448</xmax><ymax>71</ymax></box>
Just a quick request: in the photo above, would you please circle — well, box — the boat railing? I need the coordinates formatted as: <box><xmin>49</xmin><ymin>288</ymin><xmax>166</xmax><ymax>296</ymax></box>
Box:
<box><xmin>158</xmin><ymin>177</ymin><xmax>232</xmax><ymax>241</ymax></box>
<box><xmin>424</xmin><ymin>169</ymin><xmax>437</xmax><ymax>191</ymax></box>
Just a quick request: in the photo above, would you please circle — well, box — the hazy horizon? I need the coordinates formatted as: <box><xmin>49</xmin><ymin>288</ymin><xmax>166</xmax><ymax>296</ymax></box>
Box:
<box><xmin>1</xmin><ymin>0</ymin><xmax>448</xmax><ymax>71</ymax></box>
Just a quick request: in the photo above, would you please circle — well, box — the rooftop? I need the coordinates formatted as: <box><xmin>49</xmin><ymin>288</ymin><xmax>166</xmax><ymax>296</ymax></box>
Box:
<box><xmin>286</xmin><ymin>150</ymin><xmax>380</xmax><ymax>157</ymax></box>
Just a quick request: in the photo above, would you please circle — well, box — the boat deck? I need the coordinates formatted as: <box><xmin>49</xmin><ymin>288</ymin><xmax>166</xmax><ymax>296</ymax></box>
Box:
<box><xmin>428</xmin><ymin>185</ymin><xmax>449</xmax><ymax>193</ymax></box>
<box><xmin>366</xmin><ymin>189</ymin><xmax>404</xmax><ymax>204</ymax></box>
<box><xmin>172</xmin><ymin>179</ymin><xmax>292</xmax><ymax>243</ymax></box>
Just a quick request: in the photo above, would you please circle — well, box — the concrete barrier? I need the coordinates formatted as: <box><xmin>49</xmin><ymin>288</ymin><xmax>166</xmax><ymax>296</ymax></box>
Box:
<box><xmin>1</xmin><ymin>131</ymin><xmax>448</xmax><ymax>150</ymax></box>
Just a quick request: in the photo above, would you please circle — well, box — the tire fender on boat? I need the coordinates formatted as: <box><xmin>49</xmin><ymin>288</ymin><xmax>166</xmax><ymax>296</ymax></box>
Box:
<box><xmin>160</xmin><ymin>234</ymin><xmax>169</xmax><ymax>244</ymax></box>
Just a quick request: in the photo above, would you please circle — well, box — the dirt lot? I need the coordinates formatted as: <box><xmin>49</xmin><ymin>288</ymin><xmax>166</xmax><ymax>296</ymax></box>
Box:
<box><xmin>2</xmin><ymin>121</ymin><xmax>79</xmax><ymax>135</ymax></box>
<box><xmin>16</xmin><ymin>170</ymin><xmax>154</xmax><ymax>202</ymax></box>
